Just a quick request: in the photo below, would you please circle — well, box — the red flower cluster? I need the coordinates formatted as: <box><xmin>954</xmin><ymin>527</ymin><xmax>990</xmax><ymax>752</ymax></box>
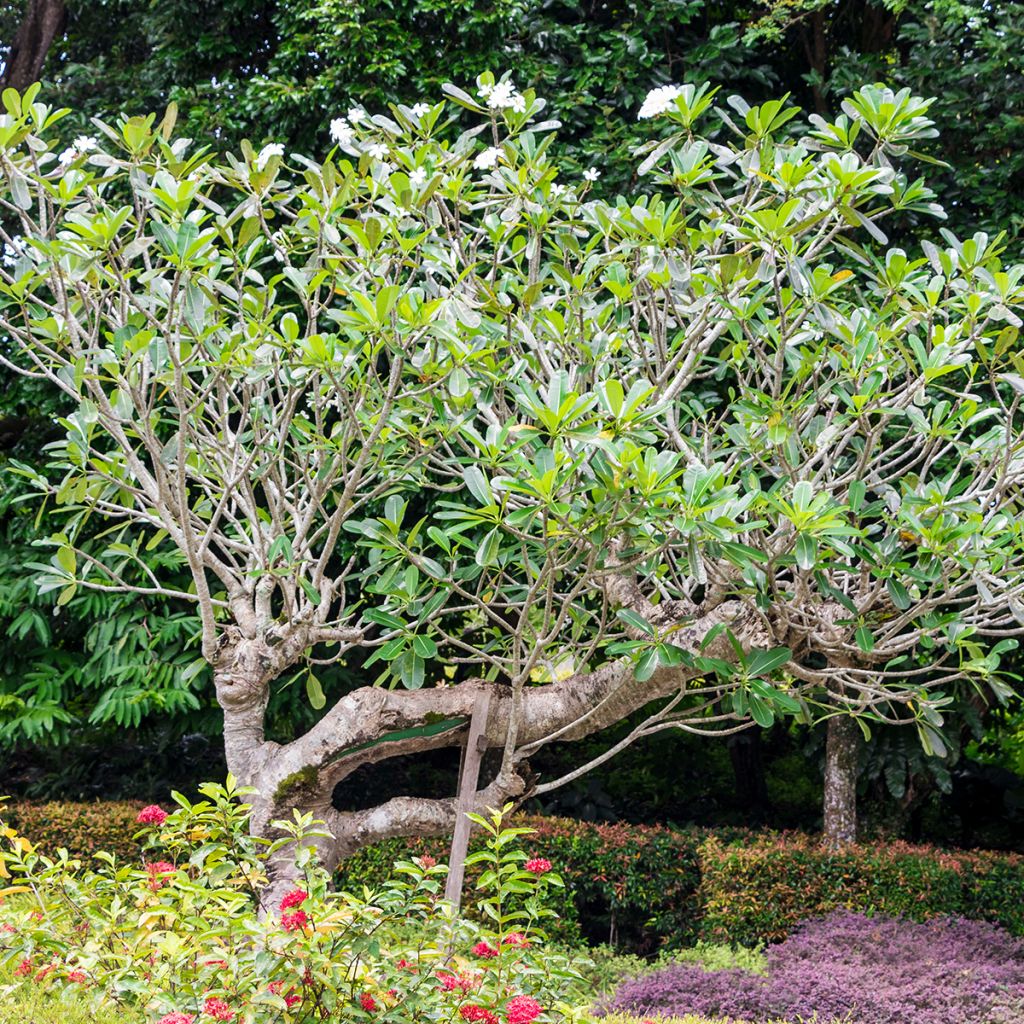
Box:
<box><xmin>157</xmin><ymin>1015</ymin><xmax>195</xmax><ymax>1024</ymax></box>
<box><xmin>506</xmin><ymin>995</ymin><xmax>543</xmax><ymax>1024</ymax></box>
<box><xmin>136</xmin><ymin>805</ymin><xmax>169</xmax><ymax>825</ymax></box>
<box><xmin>270</xmin><ymin>979</ymin><xmax>302</xmax><ymax>1007</ymax></box>
<box><xmin>279</xmin><ymin>888</ymin><xmax>307</xmax><ymax>911</ymax></box>
<box><xmin>396</xmin><ymin>958</ymin><xmax>416</xmax><ymax>971</ymax></box>
<box><xmin>281</xmin><ymin>909</ymin><xmax>308</xmax><ymax>932</ymax></box>
<box><xmin>67</xmin><ymin>970</ymin><xmax>87</xmax><ymax>984</ymax></box>
<box><xmin>461</xmin><ymin>1005</ymin><xmax>499</xmax><ymax>1024</ymax></box>
<box><xmin>438</xmin><ymin>971</ymin><xmax>475</xmax><ymax>993</ymax></box>
<box><xmin>1</xmin><ymin>922</ymin><xmax>16</xmax><ymax>933</ymax></box>
<box><xmin>472</xmin><ymin>941</ymin><xmax>498</xmax><ymax>959</ymax></box>
<box><xmin>502</xmin><ymin>933</ymin><xmax>530</xmax><ymax>948</ymax></box>
<box><xmin>524</xmin><ymin>858</ymin><xmax>552</xmax><ymax>876</ymax></box>
<box><xmin>145</xmin><ymin>861</ymin><xmax>176</xmax><ymax>891</ymax></box>
<box><xmin>203</xmin><ymin>996</ymin><xmax>234</xmax><ymax>1021</ymax></box>
<box><xmin>360</xmin><ymin>992</ymin><xmax>378</xmax><ymax>1012</ymax></box>
<box><xmin>419</xmin><ymin>854</ymin><xmax>437</xmax><ymax>868</ymax></box>
<box><xmin>13</xmin><ymin>958</ymin><xmax>31</xmax><ymax>977</ymax></box>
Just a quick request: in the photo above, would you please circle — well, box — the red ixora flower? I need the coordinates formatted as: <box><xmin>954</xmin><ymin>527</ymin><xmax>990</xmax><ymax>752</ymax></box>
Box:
<box><xmin>279</xmin><ymin>888</ymin><xmax>307</xmax><ymax>912</ymax></box>
<box><xmin>506</xmin><ymin>995</ymin><xmax>543</xmax><ymax>1024</ymax></box>
<box><xmin>438</xmin><ymin>971</ymin><xmax>475</xmax><ymax>993</ymax></box>
<box><xmin>502</xmin><ymin>933</ymin><xmax>530</xmax><ymax>948</ymax></box>
<box><xmin>146</xmin><ymin>861</ymin><xmax>177</xmax><ymax>891</ymax></box>
<box><xmin>472</xmin><ymin>941</ymin><xmax>498</xmax><ymax>959</ymax></box>
<box><xmin>360</xmin><ymin>992</ymin><xmax>377</xmax><ymax>1012</ymax></box>
<box><xmin>524</xmin><ymin>858</ymin><xmax>552</xmax><ymax>876</ymax></box>
<box><xmin>281</xmin><ymin>909</ymin><xmax>308</xmax><ymax>932</ymax></box>
<box><xmin>67</xmin><ymin>969</ymin><xmax>87</xmax><ymax>984</ymax></box>
<box><xmin>461</xmin><ymin>1006</ymin><xmax>499</xmax><ymax>1024</ymax></box>
<box><xmin>13</xmin><ymin>958</ymin><xmax>32</xmax><ymax>977</ymax></box>
<box><xmin>136</xmin><ymin>805</ymin><xmax>169</xmax><ymax>825</ymax></box>
<box><xmin>203</xmin><ymin>996</ymin><xmax>235</xmax><ymax>1021</ymax></box>
<box><xmin>157</xmin><ymin>1014</ymin><xmax>196</xmax><ymax>1024</ymax></box>
<box><xmin>419</xmin><ymin>854</ymin><xmax>437</xmax><ymax>868</ymax></box>
<box><xmin>1</xmin><ymin>922</ymin><xmax>16</xmax><ymax>933</ymax></box>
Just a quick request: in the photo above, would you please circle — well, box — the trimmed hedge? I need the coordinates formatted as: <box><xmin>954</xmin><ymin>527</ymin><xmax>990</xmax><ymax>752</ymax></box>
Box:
<box><xmin>3</xmin><ymin>800</ymin><xmax>1023</xmax><ymax>948</ymax></box>
<box><xmin>1</xmin><ymin>800</ymin><xmax>145</xmax><ymax>863</ymax></box>
<box><xmin>698</xmin><ymin>834</ymin><xmax>1024</xmax><ymax>945</ymax></box>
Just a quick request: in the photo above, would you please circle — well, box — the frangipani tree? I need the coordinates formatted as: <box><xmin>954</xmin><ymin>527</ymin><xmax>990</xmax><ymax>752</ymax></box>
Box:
<box><xmin>1</xmin><ymin>75</ymin><xmax>1023</xmax><ymax>888</ymax></box>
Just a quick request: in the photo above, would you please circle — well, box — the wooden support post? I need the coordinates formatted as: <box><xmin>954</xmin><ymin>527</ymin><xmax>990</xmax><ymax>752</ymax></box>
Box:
<box><xmin>445</xmin><ymin>689</ymin><xmax>491</xmax><ymax>909</ymax></box>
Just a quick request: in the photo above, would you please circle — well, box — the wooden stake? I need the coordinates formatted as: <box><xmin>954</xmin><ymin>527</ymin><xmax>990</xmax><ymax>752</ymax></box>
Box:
<box><xmin>445</xmin><ymin>688</ymin><xmax>491</xmax><ymax>908</ymax></box>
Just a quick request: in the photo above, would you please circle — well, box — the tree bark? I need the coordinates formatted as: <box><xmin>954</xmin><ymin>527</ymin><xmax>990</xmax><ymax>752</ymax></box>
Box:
<box><xmin>823</xmin><ymin>715</ymin><xmax>859</xmax><ymax>847</ymax></box>
<box><xmin>1</xmin><ymin>0</ymin><xmax>66</xmax><ymax>91</ymax></box>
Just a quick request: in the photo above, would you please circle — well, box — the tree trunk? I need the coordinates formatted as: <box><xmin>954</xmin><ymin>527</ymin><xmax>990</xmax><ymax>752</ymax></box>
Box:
<box><xmin>823</xmin><ymin>715</ymin><xmax>859</xmax><ymax>847</ymax></box>
<box><xmin>1</xmin><ymin>0</ymin><xmax>66</xmax><ymax>91</ymax></box>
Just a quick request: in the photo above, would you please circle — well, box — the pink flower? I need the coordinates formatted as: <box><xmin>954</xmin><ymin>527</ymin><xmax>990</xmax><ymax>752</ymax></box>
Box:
<box><xmin>502</xmin><ymin>932</ymin><xmax>530</xmax><ymax>948</ymax></box>
<box><xmin>136</xmin><ymin>805</ymin><xmax>169</xmax><ymax>825</ymax></box>
<box><xmin>67</xmin><ymin>970</ymin><xmax>87</xmax><ymax>984</ymax></box>
<box><xmin>279</xmin><ymin>888</ymin><xmax>307</xmax><ymax>911</ymax></box>
<box><xmin>14</xmin><ymin>958</ymin><xmax>31</xmax><ymax>977</ymax></box>
<box><xmin>203</xmin><ymin>997</ymin><xmax>234</xmax><ymax>1021</ymax></box>
<box><xmin>438</xmin><ymin>971</ymin><xmax>475</xmax><ymax>993</ymax></box>
<box><xmin>157</xmin><ymin>1015</ymin><xmax>196</xmax><ymax>1024</ymax></box>
<box><xmin>419</xmin><ymin>854</ymin><xmax>437</xmax><ymax>868</ymax></box>
<box><xmin>524</xmin><ymin>858</ymin><xmax>552</xmax><ymax>876</ymax></box>
<box><xmin>1</xmin><ymin>922</ymin><xmax>16</xmax><ymax>933</ymax></box>
<box><xmin>473</xmin><ymin>941</ymin><xmax>498</xmax><ymax>959</ymax></box>
<box><xmin>462</xmin><ymin>1007</ymin><xmax>499</xmax><ymax>1024</ymax></box>
<box><xmin>506</xmin><ymin>996</ymin><xmax>543</xmax><ymax>1024</ymax></box>
<box><xmin>145</xmin><ymin>861</ymin><xmax>177</xmax><ymax>891</ymax></box>
<box><xmin>360</xmin><ymin>992</ymin><xmax>377</xmax><ymax>1012</ymax></box>
<box><xmin>281</xmin><ymin>909</ymin><xmax>308</xmax><ymax>932</ymax></box>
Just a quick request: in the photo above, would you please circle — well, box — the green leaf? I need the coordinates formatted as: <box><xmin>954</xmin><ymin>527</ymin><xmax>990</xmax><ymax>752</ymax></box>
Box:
<box><xmin>794</xmin><ymin>533</ymin><xmax>816</xmax><ymax>570</ymax></box>
<box><xmin>411</xmin><ymin>634</ymin><xmax>437</xmax><ymax>659</ymax></box>
<box><xmin>616</xmin><ymin>608</ymin><xmax>655</xmax><ymax>637</ymax></box>
<box><xmin>855</xmin><ymin>625</ymin><xmax>875</xmax><ymax>653</ymax></box>
<box><xmin>745</xmin><ymin>647</ymin><xmax>791</xmax><ymax>677</ymax></box>
<box><xmin>886</xmin><ymin>578</ymin><xmax>912</xmax><ymax>610</ymax></box>
<box><xmin>305</xmin><ymin>671</ymin><xmax>326</xmax><ymax>710</ymax></box>
<box><xmin>634</xmin><ymin>647</ymin><xmax>660</xmax><ymax>682</ymax></box>
<box><xmin>475</xmin><ymin>528</ymin><xmax>501</xmax><ymax>567</ymax></box>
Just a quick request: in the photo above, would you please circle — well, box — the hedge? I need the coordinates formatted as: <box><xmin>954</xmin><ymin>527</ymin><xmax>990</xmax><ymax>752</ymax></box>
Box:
<box><xmin>698</xmin><ymin>834</ymin><xmax>1024</xmax><ymax>945</ymax></box>
<box><xmin>3</xmin><ymin>800</ymin><xmax>1022</xmax><ymax>949</ymax></box>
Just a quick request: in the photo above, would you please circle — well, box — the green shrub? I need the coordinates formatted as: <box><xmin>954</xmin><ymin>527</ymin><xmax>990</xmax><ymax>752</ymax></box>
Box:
<box><xmin>1</xmin><ymin>801</ymin><xmax>144</xmax><ymax>863</ymax></box>
<box><xmin>0</xmin><ymin>783</ymin><xmax>581</xmax><ymax>1024</ymax></box>
<box><xmin>697</xmin><ymin>835</ymin><xmax>1015</xmax><ymax>945</ymax></box>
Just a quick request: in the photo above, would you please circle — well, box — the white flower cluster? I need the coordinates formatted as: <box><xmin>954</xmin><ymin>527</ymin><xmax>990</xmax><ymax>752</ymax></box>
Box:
<box><xmin>478</xmin><ymin>78</ymin><xmax>526</xmax><ymax>114</ymax></box>
<box><xmin>473</xmin><ymin>146</ymin><xmax>502</xmax><ymax>171</ymax></box>
<box><xmin>329</xmin><ymin>117</ymin><xmax>355</xmax><ymax>147</ymax></box>
<box><xmin>256</xmin><ymin>143</ymin><xmax>284</xmax><ymax>171</ymax></box>
<box><xmin>57</xmin><ymin>135</ymin><xmax>98</xmax><ymax>165</ymax></box>
<box><xmin>638</xmin><ymin>84</ymin><xmax>686</xmax><ymax>120</ymax></box>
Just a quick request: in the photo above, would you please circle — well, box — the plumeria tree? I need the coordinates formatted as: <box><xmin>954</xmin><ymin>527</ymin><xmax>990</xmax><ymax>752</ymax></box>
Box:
<box><xmin>1</xmin><ymin>73</ymin><xmax>1023</xmax><ymax>886</ymax></box>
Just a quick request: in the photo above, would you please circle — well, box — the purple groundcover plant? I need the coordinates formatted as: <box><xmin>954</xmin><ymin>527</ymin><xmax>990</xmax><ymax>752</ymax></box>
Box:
<box><xmin>603</xmin><ymin>911</ymin><xmax>1024</xmax><ymax>1024</ymax></box>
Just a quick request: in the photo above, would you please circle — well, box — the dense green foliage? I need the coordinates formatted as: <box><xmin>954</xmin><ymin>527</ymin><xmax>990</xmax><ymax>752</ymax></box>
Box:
<box><xmin>9</xmin><ymin>803</ymin><xmax>1023</xmax><ymax>951</ymax></box>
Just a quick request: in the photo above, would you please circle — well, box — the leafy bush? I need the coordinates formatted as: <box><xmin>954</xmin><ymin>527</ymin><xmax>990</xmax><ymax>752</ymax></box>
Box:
<box><xmin>604</xmin><ymin>910</ymin><xmax>1024</xmax><ymax>1024</ymax></box>
<box><xmin>699</xmin><ymin>834</ymin><xmax>1024</xmax><ymax>944</ymax></box>
<box><xmin>0</xmin><ymin>781</ymin><xmax>580</xmax><ymax>1024</ymax></box>
<box><xmin>0</xmin><ymin>800</ymin><xmax>145</xmax><ymax>862</ymax></box>
<box><xmin>8</xmin><ymin>800</ymin><xmax>1024</xmax><ymax>950</ymax></box>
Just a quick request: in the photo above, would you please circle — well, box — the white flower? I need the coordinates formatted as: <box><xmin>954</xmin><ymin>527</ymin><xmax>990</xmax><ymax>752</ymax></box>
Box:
<box><xmin>330</xmin><ymin>117</ymin><xmax>354</xmax><ymax>146</ymax></box>
<box><xmin>583</xmin><ymin>167</ymin><xmax>600</xmax><ymax>182</ymax></box>
<box><xmin>409</xmin><ymin>166</ymin><xmax>427</xmax><ymax>187</ymax></box>
<box><xmin>256</xmin><ymin>143</ymin><xmax>284</xmax><ymax>171</ymax></box>
<box><xmin>367</xmin><ymin>141</ymin><xmax>388</xmax><ymax>160</ymax></box>
<box><xmin>57</xmin><ymin>147</ymin><xmax>77</xmax><ymax>165</ymax></box>
<box><xmin>550</xmin><ymin>182</ymin><xmax>567</xmax><ymax>197</ymax></box>
<box><xmin>473</xmin><ymin>146</ymin><xmax>502</xmax><ymax>170</ymax></box>
<box><xmin>638</xmin><ymin>84</ymin><xmax>686</xmax><ymax>120</ymax></box>
<box><xmin>72</xmin><ymin>135</ymin><xmax>98</xmax><ymax>152</ymax></box>
<box><xmin>2</xmin><ymin>241</ymin><xmax>20</xmax><ymax>267</ymax></box>
<box><xmin>348</xmin><ymin>106</ymin><xmax>367</xmax><ymax>124</ymax></box>
<box><xmin>479</xmin><ymin>78</ymin><xmax>525</xmax><ymax>112</ymax></box>
<box><xmin>411</xmin><ymin>103</ymin><xmax>431</xmax><ymax>118</ymax></box>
